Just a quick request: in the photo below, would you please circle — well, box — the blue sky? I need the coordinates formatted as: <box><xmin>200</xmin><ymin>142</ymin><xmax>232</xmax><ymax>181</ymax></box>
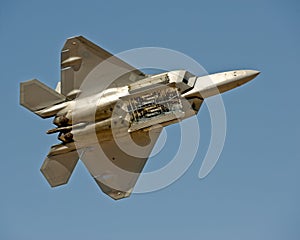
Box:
<box><xmin>1</xmin><ymin>0</ymin><xmax>300</xmax><ymax>239</ymax></box>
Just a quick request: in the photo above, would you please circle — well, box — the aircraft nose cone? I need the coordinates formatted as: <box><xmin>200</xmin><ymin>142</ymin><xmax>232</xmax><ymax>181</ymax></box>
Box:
<box><xmin>245</xmin><ymin>70</ymin><xmax>260</xmax><ymax>78</ymax></box>
<box><xmin>238</xmin><ymin>69</ymin><xmax>260</xmax><ymax>84</ymax></box>
<box><xmin>230</xmin><ymin>69</ymin><xmax>260</xmax><ymax>88</ymax></box>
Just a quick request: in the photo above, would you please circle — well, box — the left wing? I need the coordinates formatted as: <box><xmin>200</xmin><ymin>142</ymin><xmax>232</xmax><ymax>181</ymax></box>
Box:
<box><xmin>80</xmin><ymin>128</ymin><xmax>162</xmax><ymax>200</ymax></box>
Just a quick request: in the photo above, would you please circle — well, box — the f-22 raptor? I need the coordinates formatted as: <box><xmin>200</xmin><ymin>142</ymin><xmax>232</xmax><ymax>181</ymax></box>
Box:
<box><xmin>20</xmin><ymin>36</ymin><xmax>260</xmax><ymax>200</ymax></box>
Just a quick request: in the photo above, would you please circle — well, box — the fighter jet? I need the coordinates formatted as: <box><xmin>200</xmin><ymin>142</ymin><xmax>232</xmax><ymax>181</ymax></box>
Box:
<box><xmin>20</xmin><ymin>36</ymin><xmax>260</xmax><ymax>200</ymax></box>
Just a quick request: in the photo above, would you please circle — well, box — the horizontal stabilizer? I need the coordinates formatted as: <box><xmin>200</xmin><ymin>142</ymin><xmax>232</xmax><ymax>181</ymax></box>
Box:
<box><xmin>20</xmin><ymin>79</ymin><xmax>65</xmax><ymax>116</ymax></box>
<box><xmin>40</xmin><ymin>150</ymin><xmax>79</xmax><ymax>187</ymax></box>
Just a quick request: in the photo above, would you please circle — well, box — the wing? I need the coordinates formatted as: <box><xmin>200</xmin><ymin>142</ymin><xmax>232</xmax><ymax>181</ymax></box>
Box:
<box><xmin>60</xmin><ymin>36</ymin><xmax>145</xmax><ymax>96</ymax></box>
<box><xmin>80</xmin><ymin>127</ymin><xmax>162</xmax><ymax>200</ymax></box>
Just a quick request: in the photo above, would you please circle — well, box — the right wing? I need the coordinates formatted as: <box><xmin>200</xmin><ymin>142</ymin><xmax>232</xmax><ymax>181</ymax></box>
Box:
<box><xmin>60</xmin><ymin>36</ymin><xmax>145</xmax><ymax>96</ymax></box>
<box><xmin>80</xmin><ymin>128</ymin><xmax>162</xmax><ymax>200</ymax></box>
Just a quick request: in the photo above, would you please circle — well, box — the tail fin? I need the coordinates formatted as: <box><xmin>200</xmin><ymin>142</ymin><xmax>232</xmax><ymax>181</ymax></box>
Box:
<box><xmin>20</xmin><ymin>79</ymin><xmax>65</xmax><ymax>117</ymax></box>
<box><xmin>40</xmin><ymin>150</ymin><xmax>79</xmax><ymax>187</ymax></box>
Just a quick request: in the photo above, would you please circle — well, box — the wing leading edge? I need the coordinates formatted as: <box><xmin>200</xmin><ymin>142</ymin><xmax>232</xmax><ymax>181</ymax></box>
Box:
<box><xmin>80</xmin><ymin>128</ymin><xmax>162</xmax><ymax>200</ymax></box>
<box><xmin>60</xmin><ymin>36</ymin><xmax>145</xmax><ymax>96</ymax></box>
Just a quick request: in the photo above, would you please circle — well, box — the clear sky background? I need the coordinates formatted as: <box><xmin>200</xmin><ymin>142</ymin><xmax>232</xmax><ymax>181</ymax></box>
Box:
<box><xmin>1</xmin><ymin>0</ymin><xmax>299</xmax><ymax>239</ymax></box>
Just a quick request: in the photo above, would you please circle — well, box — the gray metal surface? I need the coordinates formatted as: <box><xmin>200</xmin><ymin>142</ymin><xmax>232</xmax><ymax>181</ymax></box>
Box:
<box><xmin>40</xmin><ymin>150</ymin><xmax>79</xmax><ymax>187</ymax></box>
<box><xmin>81</xmin><ymin>128</ymin><xmax>162</xmax><ymax>200</ymax></box>
<box><xmin>60</xmin><ymin>36</ymin><xmax>145</xmax><ymax>96</ymax></box>
<box><xmin>20</xmin><ymin>79</ymin><xmax>65</xmax><ymax>116</ymax></box>
<box><xmin>19</xmin><ymin>36</ymin><xmax>260</xmax><ymax>200</ymax></box>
